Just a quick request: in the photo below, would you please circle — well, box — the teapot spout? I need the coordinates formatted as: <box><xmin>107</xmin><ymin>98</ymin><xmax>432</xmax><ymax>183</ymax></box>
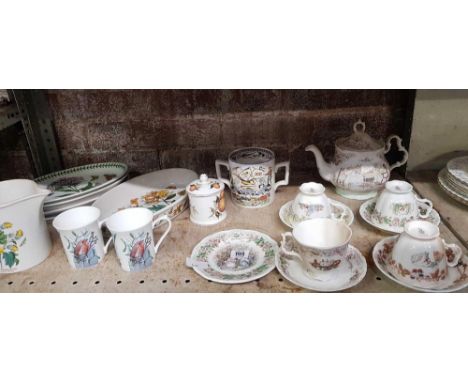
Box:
<box><xmin>305</xmin><ymin>144</ymin><xmax>335</xmax><ymax>183</ymax></box>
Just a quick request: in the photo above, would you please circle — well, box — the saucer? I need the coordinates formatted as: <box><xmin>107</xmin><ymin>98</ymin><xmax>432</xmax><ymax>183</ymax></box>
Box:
<box><xmin>275</xmin><ymin>245</ymin><xmax>367</xmax><ymax>292</ymax></box>
<box><xmin>279</xmin><ymin>199</ymin><xmax>354</xmax><ymax>229</ymax></box>
<box><xmin>359</xmin><ymin>197</ymin><xmax>440</xmax><ymax>234</ymax></box>
<box><xmin>186</xmin><ymin>229</ymin><xmax>278</xmax><ymax>284</ymax></box>
<box><xmin>372</xmin><ymin>236</ymin><xmax>468</xmax><ymax>292</ymax></box>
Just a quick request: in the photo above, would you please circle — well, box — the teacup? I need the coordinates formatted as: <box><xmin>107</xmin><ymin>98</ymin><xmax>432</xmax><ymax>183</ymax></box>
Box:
<box><xmin>280</xmin><ymin>218</ymin><xmax>352</xmax><ymax>273</ymax></box>
<box><xmin>53</xmin><ymin>206</ymin><xmax>107</xmax><ymax>269</ymax></box>
<box><xmin>215</xmin><ymin>147</ymin><xmax>289</xmax><ymax>208</ymax></box>
<box><xmin>104</xmin><ymin>208</ymin><xmax>172</xmax><ymax>272</ymax></box>
<box><xmin>391</xmin><ymin>220</ymin><xmax>462</xmax><ymax>287</ymax></box>
<box><xmin>371</xmin><ymin>180</ymin><xmax>433</xmax><ymax>229</ymax></box>
<box><xmin>292</xmin><ymin>182</ymin><xmax>331</xmax><ymax>220</ymax></box>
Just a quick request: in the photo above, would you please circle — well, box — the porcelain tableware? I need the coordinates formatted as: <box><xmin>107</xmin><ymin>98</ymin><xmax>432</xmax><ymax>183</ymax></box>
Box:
<box><xmin>447</xmin><ymin>156</ymin><xmax>468</xmax><ymax>187</ymax></box>
<box><xmin>36</xmin><ymin>162</ymin><xmax>128</xmax><ymax>204</ymax></box>
<box><xmin>306</xmin><ymin>119</ymin><xmax>408</xmax><ymax>199</ymax></box>
<box><xmin>371</xmin><ymin>180</ymin><xmax>433</xmax><ymax>229</ymax></box>
<box><xmin>53</xmin><ymin>206</ymin><xmax>108</xmax><ymax>269</ymax></box>
<box><xmin>438</xmin><ymin>168</ymin><xmax>468</xmax><ymax>206</ymax></box>
<box><xmin>360</xmin><ymin>197</ymin><xmax>440</xmax><ymax>234</ymax></box>
<box><xmin>373</xmin><ymin>236</ymin><xmax>468</xmax><ymax>292</ymax></box>
<box><xmin>0</xmin><ymin>179</ymin><xmax>51</xmax><ymax>273</ymax></box>
<box><xmin>186</xmin><ymin>174</ymin><xmax>226</xmax><ymax>225</ymax></box>
<box><xmin>276</xmin><ymin>244</ymin><xmax>367</xmax><ymax>292</ymax></box>
<box><xmin>186</xmin><ymin>229</ymin><xmax>278</xmax><ymax>284</ymax></box>
<box><xmin>280</xmin><ymin>218</ymin><xmax>352</xmax><ymax>274</ymax></box>
<box><xmin>389</xmin><ymin>220</ymin><xmax>462</xmax><ymax>288</ymax></box>
<box><xmin>215</xmin><ymin>147</ymin><xmax>289</xmax><ymax>208</ymax></box>
<box><xmin>104</xmin><ymin>208</ymin><xmax>172</xmax><ymax>272</ymax></box>
<box><xmin>279</xmin><ymin>199</ymin><xmax>354</xmax><ymax>228</ymax></box>
<box><xmin>292</xmin><ymin>182</ymin><xmax>331</xmax><ymax>220</ymax></box>
<box><xmin>93</xmin><ymin>168</ymin><xmax>197</xmax><ymax>222</ymax></box>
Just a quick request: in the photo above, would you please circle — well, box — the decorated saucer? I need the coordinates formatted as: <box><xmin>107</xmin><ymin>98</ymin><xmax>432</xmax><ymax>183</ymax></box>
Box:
<box><xmin>359</xmin><ymin>197</ymin><xmax>440</xmax><ymax>234</ymax></box>
<box><xmin>275</xmin><ymin>245</ymin><xmax>367</xmax><ymax>292</ymax></box>
<box><xmin>279</xmin><ymin>199</ymin><xmax>354</xmax><ymax>229</ymax></box>
<box><xmin>186</xmin><ymin>229</ymin><xmax>278</xmax><ymax>284</ymax></box>
<box><xmin>372</xmin><ymin>236</ymin><xmax>468</xmax><ymax>292</ymax></box>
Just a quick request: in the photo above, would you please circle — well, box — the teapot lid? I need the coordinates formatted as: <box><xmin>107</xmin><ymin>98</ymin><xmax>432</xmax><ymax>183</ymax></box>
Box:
<box><xmin>335</xmin><ymin>119</ymin><xmax>384</xmax><ymax>151</ymax></box>
<box><xmin>186</xmin><ymin>174</ymin><xmax>224</xmax><ymax>196</ymax></box>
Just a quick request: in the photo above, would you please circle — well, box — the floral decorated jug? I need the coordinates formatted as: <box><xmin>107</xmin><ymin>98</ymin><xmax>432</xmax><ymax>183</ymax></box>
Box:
<box><xmin>305</xmin><ymin>119</ymin><xmax>409</xmax><ymax>200</ymax></box>
<box><xmin>0</xmin><ymin>179</ymin><xmax>52</xmax><ymax>273</ymax></box>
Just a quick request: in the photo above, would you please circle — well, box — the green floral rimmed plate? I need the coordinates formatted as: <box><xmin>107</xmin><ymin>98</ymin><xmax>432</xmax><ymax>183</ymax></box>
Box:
<box><xmin>186</xmin><ymin>229</ymin><xmax>278</xmax><ymax>284</ymax></box>
<box><xmin>36</xmin><ymin>162</ymin><xmax>128</xmax><ymax>204</ymax></box>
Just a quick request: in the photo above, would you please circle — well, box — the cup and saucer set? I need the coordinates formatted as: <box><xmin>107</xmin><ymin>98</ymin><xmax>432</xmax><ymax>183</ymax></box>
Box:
<box><xmin>372</xmin><ymin>220</ymin><xmax>468</xmax><ymax>292</ymax></box>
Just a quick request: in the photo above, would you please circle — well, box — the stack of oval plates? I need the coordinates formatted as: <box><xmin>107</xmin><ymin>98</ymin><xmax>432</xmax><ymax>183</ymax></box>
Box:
<box><xmin>438</xmin><ymin>156</ymin><xmax>468</xmax><ymax>206</ymax></box>
<box><xmin>35</xmin><ymin>162</ymin><xmax>128</xmax><ymax>221</ymax></box>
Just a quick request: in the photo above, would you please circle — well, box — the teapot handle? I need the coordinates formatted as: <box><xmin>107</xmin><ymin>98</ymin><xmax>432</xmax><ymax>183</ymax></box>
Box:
<box><xmin>385</xmin><ymin>135</ymin><xmax>409</xmax><ymax>171</ymax></box>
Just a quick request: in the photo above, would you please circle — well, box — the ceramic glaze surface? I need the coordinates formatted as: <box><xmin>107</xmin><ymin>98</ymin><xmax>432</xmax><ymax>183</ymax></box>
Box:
<box><xmin>216</xmin><ymin>147</ymin><xmax>289</xmax><ymax>208</ymax></box>
<box><xmin>93</xmin><ymin>168</ymin><xmax>196</xmax><ymax>222</ymax></box>
<box><xmin>36</xmin><ymin>162</ymin><xmax>128</xmax><ymax>203</ymax></box>
<box><xmin>277</xmin><ymin>244</ymin><xmax>367</xmax><ymax>292</ymax></box>
<box><xmin>292</xmin><ymin>182</ymin><xmax>331</xmax><ymax>220</ymax></box>
<box><xmin>104</xmin><ymin>208</ymin><xmax>172</xmax><ymax>272</ymax></box>
<box><xmin>0</xmin><ymin>179</ymin><xmax>51</xmax><ymax>273</ymax></box>
<box><xmin>373</xmin><ymin>236</ymin><xmax>468</xmax><ymax>292</ymax></box>
<box><xmin>279</xmin><ymin>199</ymin><xmax>354</xmax><ymax>228</ymax></box>
<box><xmin>187</xmin><ymin>174</ymin><xmax>226</xmax><ymax>226</ymax></box>
<box><xmin>53</xmin><ymin>206</ymin><xmax>107</xmax><ymax>269</ymax></box>
<box><xmin>447</xmin><ymin>156</ymin><xmax>468</xmax><ymax>186</ymax></box>
<box><xmin>305</xmin><ymin>119</ymin><xmax>408</xmax><ymax>199</ymax></box>
<box><xmin>187</xmin><ymin>229</ymin><xmax>277</xmax><ymax>283</ymax></box>
<box><xmin>360</xmin><ymin>197</ymin><xmax>440</xmax><ymax>234</ymax></box>
<box><xmin>280</xmin><ymin>218</ymin><xmax>352</xmax><ymax>274</ymax></box>
<box><xmin>390</xmin><ymin>221</ymin><xmax>462</xmax><ymax>288</ymax></box>
<box><xmin>371</xmin><ymin>180</ymin><xmax>433</xmax><ymax>229</ymax></box>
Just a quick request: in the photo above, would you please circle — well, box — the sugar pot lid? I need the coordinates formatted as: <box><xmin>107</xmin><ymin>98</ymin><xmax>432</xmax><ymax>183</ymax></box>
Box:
<box><xmin>335</xmin><ymin>119</ymin><xmax>384</xmax><ymax>151</ymax></box>
<box><xmin>186</xmin><ymin>174</ymin><xmax>224</xmax><ymax>196</ymax></box>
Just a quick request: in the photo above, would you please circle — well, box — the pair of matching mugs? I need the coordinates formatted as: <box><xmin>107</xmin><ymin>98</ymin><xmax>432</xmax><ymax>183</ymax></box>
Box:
<box><xmin>52</xmin><ymin>207</ymin><xmax>171</xmax><ymax>271</ymax></box>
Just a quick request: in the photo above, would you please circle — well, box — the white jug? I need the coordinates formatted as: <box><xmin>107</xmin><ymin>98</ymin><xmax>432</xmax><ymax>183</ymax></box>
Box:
<box><xmin>0</xmin><ymin>179</ymin><xmax>52</xmax><ymax>273</ymax></box>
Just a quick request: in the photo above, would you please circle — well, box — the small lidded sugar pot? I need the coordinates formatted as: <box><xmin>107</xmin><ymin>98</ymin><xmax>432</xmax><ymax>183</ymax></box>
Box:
<box><xmin>305</xmin><ymin>119</ymin><xmax>409</xmax><ymax>200</ymax></box>
<box><xmin>186</xmin><ymin>174</ymin><xmax>226</xmax><ymax>226</ymax></box>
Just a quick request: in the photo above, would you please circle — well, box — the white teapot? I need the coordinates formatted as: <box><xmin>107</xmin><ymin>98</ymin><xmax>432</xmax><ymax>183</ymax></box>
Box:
<box><xmin>305</xmin><ymin>119</ymin><xmax>408</xmax><ymax>200</ymax></box>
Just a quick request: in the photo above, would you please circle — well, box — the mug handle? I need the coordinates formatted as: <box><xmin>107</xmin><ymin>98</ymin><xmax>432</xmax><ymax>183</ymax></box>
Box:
<box><xmin>215</xmin><ymin>159</ymin><xmax>231</xmax><ymax>189</ymax></box>
<box><xmin>98</xmin><ymin>220</ymin><xmax>113</xmax><ymax>255</ymax></box>
<box><xmin>280</xmin><ymin>232</ymin><xmax>303</xmax><ymax>263</ymax></box>
<box><xmin>274</xmin><ymin>161</ymin><xmax>290</xmax><ymax>191</ymax></box>
<box><xmin>416</xmin><ymin>197</ymin><xmax>433</xmax><ymax>219</ymax></box>
<box><xmin>384</xmin><ymin>135</ymin><xmax>409</xmax><ymax>171</ymax></box>
<box><xmin>442</xmin><ymin>240</ymin><xmax>463</xmax><ymax>267</ymax></box>
<box><xmin>152</xmin><ymin>215</ymin><xmax>172</xmax><ymax>253</ymax></box>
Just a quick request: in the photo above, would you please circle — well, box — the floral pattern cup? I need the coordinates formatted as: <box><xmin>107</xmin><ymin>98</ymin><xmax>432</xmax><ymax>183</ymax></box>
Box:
<box><xmin>390</xmin><ymin>220</ymin><xmax>462</xmax><ymax>287</ymax></box>
<box><xmin>280</xmin><ymin>218</ymin><xmax>352</xmax><ymax>273</ymax></box>
<box><xmin>104</xmin><ymin>208</ymin><xmax>172</xmax><ymax>272</ymax></box>
<box><xmin>371</xmin><ymin>180</ymin><xmax>433</xmax><ymax>230</ymax></box>
<box><xmin>215</xmin><ymin>147</ymin><xmax>289</xmax><ymax>208</ymax></box>
<box><xmin>53</xmin><ymin>206</ymin><xmax>107</xmax><ymax>269</ymax></box>
<box><xmin>292</xmin><ymin>182</ymin><xmax>332</xmax><ymax>220</ymax></box>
